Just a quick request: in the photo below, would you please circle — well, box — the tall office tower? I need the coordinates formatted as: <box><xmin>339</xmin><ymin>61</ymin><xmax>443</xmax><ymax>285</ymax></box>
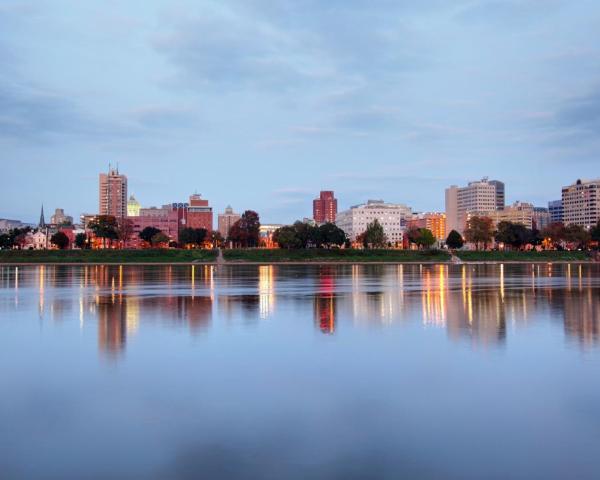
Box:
<box><xmin>548</xmin><ymin>200</ymin><xmax>563</xmax><ymax>223</ymax></box>
<box><xmin>561</xmin><ymin>179</ymin><xmax>600</xmax><ymax>227</ymax></box>
<box><xmin>445</xmin><ymin>178</ymin><xmax>501</xmax><ymax>234</ymax></box>
<box><xmin>489</xmin><ymin>180</ymin><xmax>505</xmax><ymax>210</ymax></box>
<box><xmin>127</xmin><ymin>195</ymin><xmax>141</xmax><ymax>217</ymax></box>
<box><xmin>99</xmin><ymin>168</ymin><xmax>128</xmax><ymax>219</ymax></box>
<box><xmin>313</xmin><ymin>191</ymin><xmax>338</xmax><ymax>224</ymax></box>
<box><xmin>187</xmin><ymin>194</ymin><xmax>213</xmax><ymax>231</ymax></box>
<box><xmin>218</xmin><ymin>206</ymin><xmax>241</xmax><ymax>238</ymax></box>
<box><xmin>336</xmin><ymin>199</ymin><xmax>412</xmax><ymax>245</ymax></box>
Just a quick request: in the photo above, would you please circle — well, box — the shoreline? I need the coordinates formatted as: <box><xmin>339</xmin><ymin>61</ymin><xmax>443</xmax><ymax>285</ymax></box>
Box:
<box><xmin>0</xmin><ymin>260</ymin><xmax>596</xmax><ymax>266</ymax></box>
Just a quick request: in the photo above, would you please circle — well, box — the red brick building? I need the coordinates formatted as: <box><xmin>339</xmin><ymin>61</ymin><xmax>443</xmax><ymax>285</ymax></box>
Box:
<box><xmin>313</xmin><ymin>191</ymin><xmax>338</xmax><ymax>224</ymax></box>
<box><xmin>187</xmin><ymin>194</ymin><xmax>213</xmax><ymax>231</ymax></box>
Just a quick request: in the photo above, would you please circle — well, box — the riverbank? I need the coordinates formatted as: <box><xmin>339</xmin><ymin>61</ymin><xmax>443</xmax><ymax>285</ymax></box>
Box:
<box><xmin>0</xmin><ymin>248</ymin><xmax>594</xmax><ymax>265</ymax></box>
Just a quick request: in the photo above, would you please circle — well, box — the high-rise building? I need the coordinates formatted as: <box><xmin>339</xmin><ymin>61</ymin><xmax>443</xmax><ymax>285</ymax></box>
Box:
<box><xmin>548</xmin><ymin>200</ymin><xmax>563</xmax><ymax>223</ymax></box>
<box><xmin>407</xmin><ymin>212</ymin><xmax>446</xmax><ymax>241</ymax></box>
<box><xmin>489</xmin><ymin>180</ymin><xmax>505</xmax><ymax>210</ymax></box>
<box><xmin>127</xmin><ymin>195</ymin><xmax>141</xmax><ymax>217</ymax></box>
<box><xmin>561</xmin><ymin>179</ymin><xmax>600</xmax><ymax>228</ymax></box>
<box><xmin>187</xmin><ymin>194</ymin><xmax>213</xmax><ymax>231</ymax></box>
<box><xmin>99</xmin><ymin>168</ymin><xmax>127</xmax><ymax>219</ymax></box>
<box><xmin>313</xmin><ymin>191</ymin><xmax>338</xmax><ymax>224</ymax></box>
<box><xmin>50</xmin><ymin>208</ymin><xmax>73</xmax><ymax>226</ymax></box>
<box><xmin>336</xmin><ymin>200</ymin><xmax>412</xmax><ymax>245</ymax></box>
<box><xmin>445</xmin><ymin>178</ymin><xmax>502</xmax><ymax>234</ymax></box>
<box><xmin>218</xmin><ymin>206</ymin><xmax>241</xmax><ymax>238</ymax></box>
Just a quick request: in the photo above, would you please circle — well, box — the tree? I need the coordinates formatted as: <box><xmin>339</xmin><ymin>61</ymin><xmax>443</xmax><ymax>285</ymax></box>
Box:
<box><xmin>117</xmin><ymin>218</ymin><xmax>134</xmax><ymax>247</ymax></box>
<box><xmin>318</xmin><ymin>222</ymin><xmax>347</xmax><ymax>248</ymax></box>
<box><xmin>74</xmin><ymin>232</ymin><xmax>88</xmax><ymax>249</ymax></box>
<box><xmin>88</xmin><ymin>215</ymin><xmax>119</xmax><ymax>248</ymax></box>
<box><xmin>564</xmin><ymin>224</ymin><xmax>591</xmax><ymax>249</ymax></box>
<box><xmin>139</xmin><ymin>226</ymin><xmax>162</xmax><ymax>244</ymax></box>
<box><xmin>51</xmin><ymin>231</ymin><xmax>70</xmax><ymax>250</ymax></box>
<box><xmin>494</xmin><ymin>221</ymin><xmax>529</xmax><ymax>250</ymax></box>
<box><xmin>416</xmin><ymin>228</ymin><xmax>436</xmax><ymax>249</ymax></box>
<box><xmin>592</xmin><ymin>221</ymin><xmax>600</xmax><ymax>246</ymax></box>
<box><xmin>542</xmin><ymin>222</ymin><xmax>566</xmax><ymax>247</ymax></box>
<box><xmin>293</xmin><ymin>221</ymin><xmax>319</xmax><ymax>248</ymax></box>
<box><xmin>446</xmin><ymin>230</ymin><xmax>464</xmax><ymax>249</ymax></box>
<box><xmin>179</xmin><ymin>228</ymin><xmax>208</xmax><ymax>248</ymax></box>
<box><xmin>359</xmin><ymin>219</ymin><xmax>386</xmax><ymax>249</ymax></box>
<box><xmin>0</xmin><ymin>233</ymin><xmax>11</xmax><ymax>249</ymax></box>
<box><xmin>228</xmin><ymin>210</ymin><xmax>260</xmax><ymax>247</ymax></box>
<box><xmin>273</xmin><ymin>226</ymin><xmax>301</xmax><ymax>249</ymax></box>
<box><xmin>151</xmin><ymin>232</ymin><xmax>170</xmax><ymax>247</ymax></box>
<box><xmin>464</xmin><ymin>216</ymin><xmax>494</xmax><ymax>250</ymax></box>
<box><xmin>210</xmin><ymin>230</ymin><xmax>224</xmax><ymax>248</ymax></box>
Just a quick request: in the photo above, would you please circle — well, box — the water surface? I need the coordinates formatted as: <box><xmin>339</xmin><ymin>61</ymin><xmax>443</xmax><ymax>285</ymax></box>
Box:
<box><xmin>1</xmin><ymin>264</ymin><xmax>600</xmax><ymax>479</ymax></box>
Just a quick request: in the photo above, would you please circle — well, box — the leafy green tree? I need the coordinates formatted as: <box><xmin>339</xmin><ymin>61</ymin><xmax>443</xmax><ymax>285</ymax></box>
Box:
<box><xmin>74</xmin><ymin>232</ymin><xmax>88</xmax><ymax>249</ymax></box>
<box><xmin>228</xmin><ymin>210</ymin><xmax>261</xmax><ymax>247</ymax></box>
<box><xmin>446</xmin><ymin>230</ymin><xmax>464</xmax><ymax>249</ymax></box>
<box><xmin>464</xmin><ymin>216</ymin><xmax>494</xmax><ymax>250</ymax></box>
<box><xmin>359</xmin><ymin>219</ymin><xmax>386</xmax><ymax>249</ymax></box>
<box><xmin>293</xmin><ymin>221</ymin><xmax>319</xmax><ymax>248</ymax></box>
<box><xmin>88</xmin><ymin>215</ymin><xmax>119</xmax><ymax>248</ymax></box>
<box><xmin>416</xmin><ymin>228</ymin><xmax>436</xmax><ymax>249</ymax></box>
<box><xmin>495</xmin><ymin>221</ymin><xmax>529</xmax><ymax>250</ymax></box>
<box><xmin>151</xmin><ymin>232</ymin><xmax>170</xmax><ymax>247</ymax></box>
<box><xmin>51</xmin><ymin>231</ymin><xmax>70</xmax><ymax>250</ymax></box>
<box><xmin>139</xmin><ymin>226</ymin><xmax>162</xmax><ymax>244</ymax></box>
<box><xmin>273</xmin><ymin>226</ymin><xmax>301</xmax><ymax>249</ymax></box>
<box><xmin>318</xmin><ymin>222</ymin><xmax>347</xmax><ymax>248</ymax></box>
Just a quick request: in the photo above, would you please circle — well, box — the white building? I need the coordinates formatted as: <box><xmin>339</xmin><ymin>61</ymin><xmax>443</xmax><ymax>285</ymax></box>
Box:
<box><xmin>445</xmin><ymin>178</ymin><xmax>503</xmax><ymax>234</ymax></box>
<box><xmin>562</xmin><ymin>179</ymin><xmax>600</xmax><ymax>228</ymax></box>
<box><xmin>336</xmin><ymin>200</ymin><xmax>412</xmax><ymax>245</ymax></box>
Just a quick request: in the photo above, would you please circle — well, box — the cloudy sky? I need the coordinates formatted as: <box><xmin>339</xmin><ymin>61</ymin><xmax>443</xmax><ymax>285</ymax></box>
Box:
<box><xmin>1</xmin><ymin>0</ymin><xmax>599</xmax><ymax>224</ymax></box>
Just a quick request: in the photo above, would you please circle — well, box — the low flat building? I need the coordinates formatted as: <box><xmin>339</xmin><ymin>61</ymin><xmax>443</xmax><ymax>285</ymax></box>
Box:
<box><xmin>336</xmin><ymin>200</ymin><xmax>412</xmax><ymax>245</ymax></box>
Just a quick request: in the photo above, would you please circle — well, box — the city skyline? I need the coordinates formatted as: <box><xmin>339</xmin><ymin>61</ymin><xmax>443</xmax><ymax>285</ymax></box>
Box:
<box><xmin>2</xmin><ymin>1</ymin><xmax>600</xmax><ymax>223</ymax></box>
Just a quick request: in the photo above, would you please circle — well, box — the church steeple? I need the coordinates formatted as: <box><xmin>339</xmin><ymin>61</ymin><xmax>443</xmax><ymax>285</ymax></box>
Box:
<box><xmin>39</xmin><ymin>204</ymin><xmax>45</xmax><ymax>229</ymax></box>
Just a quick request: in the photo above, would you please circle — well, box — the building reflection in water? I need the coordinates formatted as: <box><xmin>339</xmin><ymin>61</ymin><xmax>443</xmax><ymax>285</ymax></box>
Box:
<box><xmin>1</xmin><ymin>263</ymin><xmax>600</xmax><ymax>352</ymax></box>
<box><xmin>314</xmin><ymin>266</ymin><xmax>337</xmax><ymax>334</ymax></box>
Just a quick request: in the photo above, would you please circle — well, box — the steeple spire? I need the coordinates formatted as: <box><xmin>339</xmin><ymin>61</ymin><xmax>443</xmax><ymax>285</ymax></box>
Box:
<box><xmin>39</xmin><ymin>204</ymin><xmax>45</xmax><ymax>229</ymax></box>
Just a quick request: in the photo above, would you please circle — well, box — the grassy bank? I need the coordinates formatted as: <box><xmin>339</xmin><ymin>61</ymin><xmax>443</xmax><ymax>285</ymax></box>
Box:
<box><xmin>0</xmin><ymin>249</ymin><xmax>218</xmax><ymax>264</ymax></box>
<box><xmin>223</xmin><ymin>248</ymin><xmax>451</xmax><ymax>263</ymax></box>
<box><xmin>455</xmin><ymin>250</ymin><xmax>591</xmax><ymax>262</ymax></box>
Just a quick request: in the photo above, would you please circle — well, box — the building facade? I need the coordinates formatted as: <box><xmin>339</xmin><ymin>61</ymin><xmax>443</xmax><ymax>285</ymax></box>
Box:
<box><xmin>445</xmin><ymin>178</ymin><xmax>503</xmax><ymax>234</ymax></box>
<box><xmin>50</xmin><ymin>208</ymin><xmax>73</xmax><ymax>226</ymax></box>
<box><xmin>561</xmin><ymin>179</ymin><xmax>600</xmax><ymax>228</ymax></box>
<box><xmin>187</xmin><ymin>194</ymin><xmax>213</xmax><ymax>231</ymax></box>
<box><xmin>99</xmin><ymin>169</ymin><xmax>128</xmax><ymax>219</ymax></box>
<box><xmin>548</xmin><ymin>200</ymin><xmax>563</xmax><ymax>224</ymax></box>
<box><xmin>408</xmin><ymin>212</ymin><xmax>446</xmax><ymax>241</ymax></box>
<box><xmin>313</xmin><ymin>191</ymin><xmax>338</xmax><ymax>224</ymax></box>
<box><xmin>218</xmin><ymin>206</ymin><xmax>241</xmax><ymax>239</ymax></box>
<box><xmin>532</xmin><ymin>207</ymin><xmax>551</xmax><ymax>231</ymax></box>
<box><xmin>466</xmin><ymin>201</ymin><xmax>535</xmax><ymax>229</ymax></box>
<box><xmin>127</xmin><ymin>195</ymin><xmax>141</xmax><ymax>217</ymax></box>
<box><xmin>336</xmin><ymin>200</ymin><xmax>412</xmax><ymax>244</ymax></box>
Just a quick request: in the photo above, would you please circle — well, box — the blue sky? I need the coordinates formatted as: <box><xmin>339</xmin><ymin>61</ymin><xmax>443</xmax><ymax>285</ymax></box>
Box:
<box><xmin>1</xmin><ymin>0</ymin><xmax>599</xmax><ymax>224</ymax></box>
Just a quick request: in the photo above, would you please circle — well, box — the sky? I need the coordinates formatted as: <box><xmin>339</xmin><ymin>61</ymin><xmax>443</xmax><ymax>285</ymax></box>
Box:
<box><xmin>1</xmin><ymin>0</ymin><xmax>600</xmax><ymax>224</ymax></box>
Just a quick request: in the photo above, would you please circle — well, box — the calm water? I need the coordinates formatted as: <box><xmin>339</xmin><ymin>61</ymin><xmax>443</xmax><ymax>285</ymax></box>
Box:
<box><xmin>1</xmin><ymin>263</ymin><xmax>600</xmax><ymax>479</ymax></box>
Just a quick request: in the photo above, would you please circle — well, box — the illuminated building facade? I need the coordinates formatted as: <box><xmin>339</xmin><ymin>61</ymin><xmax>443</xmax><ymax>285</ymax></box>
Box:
<box><xmin>561</xmin><ymin>179</ymin><xmax>600</xmax><ymax>228</ymax></box>
<box><xmin>313</xmin><ymin>191</ymin><xmax>338</xmax><ymax>224</ymax></box>
<box><xmin>127</xmin><ymin>195</ymin><xmax>140</xmax><ymax>217</ymax></box>
<box><xmin>99</xmin><ymin>168</ymin><xmax>128</xmax><ymax>219</ymax></box>
<box><xmin>466</xmin><ymin>201</ymin><xmax>535</xmax><ymax>229</ymax></box>
<box><xmin>408</xmin><ymin>212</ymin><xmax>446</xmax><ymax>241</ymax></box>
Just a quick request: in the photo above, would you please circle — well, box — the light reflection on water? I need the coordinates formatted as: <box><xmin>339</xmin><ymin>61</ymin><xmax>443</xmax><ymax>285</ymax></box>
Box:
<box><xmin>1</xmin><ymin>263</ymin><xmax>600</xmax><ymax>479</ymax></box>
